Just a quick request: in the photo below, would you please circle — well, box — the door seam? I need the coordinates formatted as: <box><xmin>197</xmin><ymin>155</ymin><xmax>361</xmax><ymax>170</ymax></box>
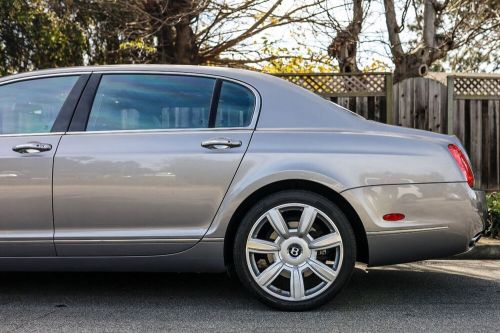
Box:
<box><xmin>199</xmin><ymin>129</ymin><xmax>257</xmax><ymax>242</ymax></box>
<box><xmin>51</xmin><ymin>135</ymin><xmax>64</xmax><ymax>256</ymax></box>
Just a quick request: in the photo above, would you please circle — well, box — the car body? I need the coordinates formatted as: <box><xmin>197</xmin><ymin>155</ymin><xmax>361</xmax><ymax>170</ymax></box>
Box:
<box><xmin>0</xmin><ymin>65</ymin><xmax>486</xmax><ymax>309</ymax></box>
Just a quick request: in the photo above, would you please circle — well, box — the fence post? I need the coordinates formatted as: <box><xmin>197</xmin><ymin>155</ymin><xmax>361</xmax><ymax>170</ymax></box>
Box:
<box><xmin>385</xmin><ymin>73</ymin><xmax>394</xmax><ymax>124</ymax></box>
<box><xmin>447</xmin><ymin>75</ymin><xmax>455</xmax><ymax>134</ymax></box>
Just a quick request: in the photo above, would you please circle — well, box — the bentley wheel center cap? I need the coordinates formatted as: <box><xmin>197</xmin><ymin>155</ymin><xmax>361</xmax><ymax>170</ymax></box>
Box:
<box><xmin>288</xmin><ymin>244</ymin><xmax>302</xmax><ymax>257</ymax></box>
<box><xmin>279</xmin><ymin>237</ymin><xmax>311</xmax><ymax>265</ymax></box>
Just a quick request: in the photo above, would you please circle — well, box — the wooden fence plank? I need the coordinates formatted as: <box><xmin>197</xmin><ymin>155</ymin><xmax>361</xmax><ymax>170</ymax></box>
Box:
<box><xmin>472</xmin><ymin>100</ymin><xmax>483</xmax><ymax>188</ymax></box>
<box><xmin>440</xmin><ymin>82</ymin><xmax>448</xmax><ymax>134</ymax></box>
<box><xmin>414</xmin><ymin>77</ymin><xmax>425</xmax><ymax>130</ymax></box>
<box><xmin>385</xmin><ymin>74</ymin><xmax>394</xmax><ymax>124</ymax></box>
<box><xmin>486</xmin><ymin>100</ymin><xmax>497</xmax><ymax>190</ymax></box>
<box><xmin>494</xmin><ymin>101</ymin><xmax>498</xmax><ymax>191</ymax></box>
<box><xmin>464</xmin><ymin>100</ymin><xmax>471</xmax><ymax>154</ymax></box>
<box><xmin>497</xmin><ymin>101</ymin><xmax>500</xmax><ymax>190</ymax></box>
<box><xmin>482</xmin><ymin>100</ymin><xmax>490</xmax><ymax>189</ymax></box>
<box><xmin>455</xmin><ymin>100</ymin><xmax>465</xmax><ymax>142</ymax></box>
<box><xmin>373</xmin><ymin>96</ymin><xmax>380</xmax><ymax>122</ymax></box>
<box><xmin>447</xmin><ymin>76</ymin><xmax>455</xmax><ymax>134</ymax></box>
<box><xmin>393</xmin><ymin>81</ymin><xmax>399</xmax><ymax>125</ymax></box>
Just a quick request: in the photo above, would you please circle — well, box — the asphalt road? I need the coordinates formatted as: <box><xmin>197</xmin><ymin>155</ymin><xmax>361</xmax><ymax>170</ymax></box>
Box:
<box><xmin>0</xmin><ymin>260</ymin><xmax>499</xmax><ymax>333</ymax></box>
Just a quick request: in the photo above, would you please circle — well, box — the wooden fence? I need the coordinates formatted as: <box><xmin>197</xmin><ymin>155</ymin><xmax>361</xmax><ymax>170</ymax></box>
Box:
<box><xmin>448</xmin><ymin>75</ymin><xmax>500</xmax><ymax>191</ymax></box>
<box><xmin>276</xmin><ymin>72</ymin><xmax>500</xmax><ymax>191</ymax></box>
<box><xmin>275</xmin><ymin>73</ymin><xmax>393</xmax><ymax>124</ymax></box>
<box><xmin>393</xmin><ymin>77</ymin><xmax>447</xmax><ymax>133</ymax></box>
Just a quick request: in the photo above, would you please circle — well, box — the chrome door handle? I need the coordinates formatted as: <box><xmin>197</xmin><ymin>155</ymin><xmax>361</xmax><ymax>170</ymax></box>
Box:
<box><xmin>201</xmin><ymin>138</ymin><xmax>242</xmax><ymax>150</ymax></box>
<box><xmin>12</xmin><ymin>142</ymin><xmax>52</xmax><ymax>154</ymax></box>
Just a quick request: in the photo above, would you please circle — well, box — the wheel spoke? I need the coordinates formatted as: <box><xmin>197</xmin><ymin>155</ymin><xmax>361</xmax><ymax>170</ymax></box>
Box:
<box><xmin>309</xmin><ymin>232</ymin><xmax>342</xmax><ymax>250</ymax></box>
<box><xmin>307</xmin><ymin>258</ymin><xmax>337</xmax><ymax>282</ymax></box>
<box><xmin>297</xmin><ymin>206</ymin><xmax>317</xmax><ymax>236</ymax></box>
<box><xmin>266</xmin><ymin>208</ymin><xmax>289</xmax><ymax>238</ymax></box>
<box><xmin>247</xmin><ymin>238</ymin><xmax>280</xmax><ymax>253</ymax></box>
<box><xmin>256</xmin><ymin>260</ymin><xmax>284</xmax><ymax>286</ymax></box>
<box><xmin>290</xmin><ymin>267</ymin><xmax>305</xmax><ymax>299</ymax></box>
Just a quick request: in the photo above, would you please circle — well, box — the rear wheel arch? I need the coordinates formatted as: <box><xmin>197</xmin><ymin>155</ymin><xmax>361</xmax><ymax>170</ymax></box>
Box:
<box><xmin>223</xmin><ymin>179</ymin><xmax>369</xmax><ymax>272</ymax></box>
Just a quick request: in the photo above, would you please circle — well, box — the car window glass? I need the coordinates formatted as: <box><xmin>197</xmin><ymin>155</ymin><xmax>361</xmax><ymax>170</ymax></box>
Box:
<box><xmin>215</xmin><ymin>81</ymin><xmax>255</xmax><ymax>128</ymax></box>
<box><xmin>0</xmin><ymin>76</ymin><xmax>79</xmax><ymax>134</ymax></box>
<box><xmin>87</xmin><ymin>75</ymin><xmax>215</xmax><ymax>131</ymax></box>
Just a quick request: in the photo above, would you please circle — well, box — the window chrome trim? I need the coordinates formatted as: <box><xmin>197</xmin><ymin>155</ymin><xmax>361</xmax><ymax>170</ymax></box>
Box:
<box><xmin>66</xmin><ymin>128</ymin><xmax>252</xmax><ymax>136</ymax></box>
<box><xmin>0</xmin><ymin>72</ymin><xmax>89</xmax><ymax>86</ymax></box>
<box><xmin>83</xmin><ymin>70</ymin><xmax>261</xmax><ymax>132</ymax></box>
<box><xmin>0</xmin><ymin>132</ymin><xmax>65</xmax><ymax>138</ymax></box>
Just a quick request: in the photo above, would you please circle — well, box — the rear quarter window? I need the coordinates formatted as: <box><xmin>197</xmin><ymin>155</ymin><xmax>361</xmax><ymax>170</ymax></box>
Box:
<box><xmin>215</xmin><ymin>81</ymin><xmax>255</xmax><ymax>128</ymax></box>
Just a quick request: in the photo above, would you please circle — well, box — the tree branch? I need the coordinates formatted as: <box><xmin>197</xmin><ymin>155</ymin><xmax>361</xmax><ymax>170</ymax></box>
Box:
<box><xmin>383</xmin><ymin>0</ymin><xmax>404</xmax><ymax>59</ymax></box>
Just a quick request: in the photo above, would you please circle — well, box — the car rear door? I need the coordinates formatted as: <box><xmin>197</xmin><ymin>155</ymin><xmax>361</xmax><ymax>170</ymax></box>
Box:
<box><xmin>0</xmin><ymin>74</ymin><xmax>88</xmax><ymax>256</ymax></box>
<box><xmin>53</xmin><ymin>72</ymin><xmax>258</xmax><ymax>256</ymax></box>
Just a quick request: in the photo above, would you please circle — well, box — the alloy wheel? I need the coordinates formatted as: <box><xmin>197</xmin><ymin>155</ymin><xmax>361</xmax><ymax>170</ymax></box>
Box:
<box><xmin>245</xmin><ymin>203</ymin><xmax>344</xmax><ymax>301</ymax></box>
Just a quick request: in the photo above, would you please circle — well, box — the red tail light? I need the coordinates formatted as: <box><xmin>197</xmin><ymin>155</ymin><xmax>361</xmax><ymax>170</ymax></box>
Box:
<box><xmin>447</xmin><ymin>144</ymin><xmax>474</xmax><ymax>188</ymax></box>
<box><xmin>383</xmin><ymin>213</ymin><xmax>405</xmax><ymax>221</ymax></box>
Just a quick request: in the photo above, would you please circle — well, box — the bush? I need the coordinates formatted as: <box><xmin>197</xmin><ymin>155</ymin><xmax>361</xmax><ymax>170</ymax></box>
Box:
<box><xmin>485</xmin><ymin>192</ymin><xmax>500</xmax><ymax>239</ymax></box>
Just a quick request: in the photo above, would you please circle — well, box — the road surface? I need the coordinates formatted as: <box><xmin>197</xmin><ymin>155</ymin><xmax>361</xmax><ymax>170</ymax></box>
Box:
<box><xmin>0</xmin><ymin>260</ymin><xmax>498</xmax><ymax>332</ymax></box>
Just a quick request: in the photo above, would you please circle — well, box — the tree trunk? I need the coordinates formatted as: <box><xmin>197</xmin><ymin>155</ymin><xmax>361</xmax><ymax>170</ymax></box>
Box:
<box><xmin>174</xmin><ymin>18</ymin><xmax>196</xmax><ymax>64</ymax></box>
<box><xmin>328</xmin><ymin>0</ymin><xmax>363</xmax><ymax>73</ymax></box>
<box><xmin>423</xmin><ymin>0</ymin><xmax>437</xmax><ymax>48</ymax></box>
<box><xmin>385</xmin><ymin>0</ymin><xmax>452</xmax><ymax>82</ymax></box>
<box><xmin>393</xmin><ymin>51</ymin><xmax>430</xmax><ymax>82</ymax></box>
<box><xmin>143</xmin><ymin>0</ymin><xmax>199</xmax><ymax>64</ymax></box>
<box><xmin>157</xmin><ymin>25</ymin><xmax>175</xmax><ymax>63</ymax></box>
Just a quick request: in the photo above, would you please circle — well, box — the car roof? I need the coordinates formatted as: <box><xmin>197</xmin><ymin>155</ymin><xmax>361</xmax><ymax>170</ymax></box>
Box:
<box><xmin>0</xmin><ymin>65</ymin><xmax>274</xmax><ymax>86</ymax></box>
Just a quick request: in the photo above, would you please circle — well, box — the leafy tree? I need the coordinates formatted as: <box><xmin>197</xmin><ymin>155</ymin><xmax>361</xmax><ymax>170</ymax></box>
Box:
<box><xmin>76</xmin><ymin>0</ymin><xmax>331</xmax><ymax>66</ymax></box>
<box><xmin>1</xmin><ymin>0</ymin><xmax>498</xmax><ymax>76</ymax></box>
<box><xmin>261</xmin><ymin>55</ymin><xmax>337</xmax><ymax>73</ymax></box>
<box><xmin>0</xmin><ymin>0</ymin><xmax>87</xmax><ymax>75</ymax></box>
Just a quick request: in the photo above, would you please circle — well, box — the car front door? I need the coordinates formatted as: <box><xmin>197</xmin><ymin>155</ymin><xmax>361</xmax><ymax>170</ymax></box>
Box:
<box><xmin>53</xmin><ymin>73</ymin><xmax>258</xmax><ymax>256</ymax></box>
<box><xmin>0</xmin><ymin>74</ymin><xmax>86</xmax><ymax>256</ymax></box>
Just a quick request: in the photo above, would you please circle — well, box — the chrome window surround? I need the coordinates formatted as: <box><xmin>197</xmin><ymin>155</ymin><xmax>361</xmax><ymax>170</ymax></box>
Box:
<box><xmin>0</xmin><ymin>132</ymin><xmax>65</xmax><ymax>138</ymax></box>
<box><xmin>69</xmin><ymin>70</ymin><xmax>262</xmax><ymax>135</ymax></box>
<box><xmin>0</xmin><ymin>70</ymin><xmax>262</xmax><ymax>137</ymax></box>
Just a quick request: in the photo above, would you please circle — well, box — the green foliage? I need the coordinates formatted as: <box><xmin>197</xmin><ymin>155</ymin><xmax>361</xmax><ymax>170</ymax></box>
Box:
<box><xmin>486</xmin><ymin>193</ymin><xmax>500</xmax><ymax>238</ymax></box>
<box><xmin>258</xmin><ymin>42</ymin><xmax>389</xmax><ymax>74</ymax></box>
<box><xmin>261</xmin><ymin>55</ymin><xmax>337</xmax><ymax>74</ymax></box>
<box><xmin>118</xmin><ymin>40</ymin><xmax>157</xmax><ymax>64</ymax></box>
<box><xmin>0</xmin><ymin>1</ymin><xmax>497</xmax><ymax>76</ymax></box>
<box><xmin>0</xmin><ymin>0</ymin><xmax>87</xmax><ymax>75</ymax></box>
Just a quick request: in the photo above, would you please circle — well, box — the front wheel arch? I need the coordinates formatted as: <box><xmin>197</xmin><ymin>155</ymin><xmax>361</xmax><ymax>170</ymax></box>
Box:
<box><xmin>223</xmin><ymin>179</ymin><xmax>369</xmax><ymax>273</ymax></box>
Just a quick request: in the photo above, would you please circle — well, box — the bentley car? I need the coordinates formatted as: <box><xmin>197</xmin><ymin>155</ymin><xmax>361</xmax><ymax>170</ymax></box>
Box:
<box><xmin>0</xmin><ymin>65</ymin><xmax>486</xmax><ymax>310</ymax></box>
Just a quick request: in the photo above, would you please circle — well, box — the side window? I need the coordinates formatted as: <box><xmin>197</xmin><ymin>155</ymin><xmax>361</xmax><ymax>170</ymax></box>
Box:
<box><xmin>215</xmin><ymin>81</ymin><xmax>255</xmax><ymax>128</ymax></box>
<box><xmin>86</xmin><ymin>75</ymin><xmax>215</xmax><ymax>131</ymax></box>
<box><xmin>0</xmin><ymin>76</ymin><xmax>79</xmax><ymax>134</ymax></box>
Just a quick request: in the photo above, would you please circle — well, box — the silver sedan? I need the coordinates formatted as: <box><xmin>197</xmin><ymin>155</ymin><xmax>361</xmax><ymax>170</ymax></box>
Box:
<box><xmin>0</xmin><ymin>65</ymin><xmax>485</xmax><ymax>310</ymax></box>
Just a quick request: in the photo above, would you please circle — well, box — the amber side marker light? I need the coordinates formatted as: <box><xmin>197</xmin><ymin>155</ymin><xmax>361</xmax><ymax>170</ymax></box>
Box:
<box><xmin>383</xmin><ymin>213</ymin><xmax>405</xmax><ymax>221</ymax></box>
<box><xmin>447</xmin><ymin>144</ymin><xmax>474</xmax><ymax>188</ymax></box>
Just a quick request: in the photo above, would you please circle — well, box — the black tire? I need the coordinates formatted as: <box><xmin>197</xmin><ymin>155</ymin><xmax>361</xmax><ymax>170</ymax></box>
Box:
<box><xmin>233</xmin><ymin>190</ymin><xmax>356</xmax><ymax>311</ymax></box>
